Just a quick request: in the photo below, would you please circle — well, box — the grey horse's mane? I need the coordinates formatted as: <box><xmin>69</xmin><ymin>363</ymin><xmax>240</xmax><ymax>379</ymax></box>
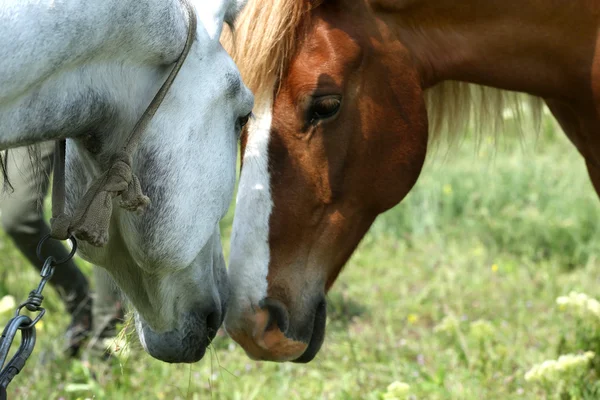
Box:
<box><xmin>0</xmin><ymin>145</ymin><xmax>42</xmax><ymax>192</ymax></box>
<box><xmin>0</xmin><ymin>151</ymin><xmax>9</xmax><ymax>190</ymax></box>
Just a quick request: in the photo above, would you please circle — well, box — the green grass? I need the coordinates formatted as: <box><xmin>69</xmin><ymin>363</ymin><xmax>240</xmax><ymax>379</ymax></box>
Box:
<box><xmin>2</xmin><ymin>112</ymin><xmax>600</xmax><ymax>399</ymax></box>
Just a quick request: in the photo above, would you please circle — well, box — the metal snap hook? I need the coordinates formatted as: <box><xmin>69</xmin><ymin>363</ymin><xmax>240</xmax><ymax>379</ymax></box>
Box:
<box><xmin>35</xmin><ymin>234</ymin><xmax>77</xmax><ymax>265</ymax></box>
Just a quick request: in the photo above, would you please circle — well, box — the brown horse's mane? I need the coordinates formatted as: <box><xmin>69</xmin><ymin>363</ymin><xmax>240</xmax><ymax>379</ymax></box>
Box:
<box><xmin>222</xmin><ymin>0</ymin><xmax>317</xmax><ymax>104</ymax></box>
<box><xmin>223</xmin><ymin>0</ymin><xmax>543</xmax><ymax>143</ymax></box>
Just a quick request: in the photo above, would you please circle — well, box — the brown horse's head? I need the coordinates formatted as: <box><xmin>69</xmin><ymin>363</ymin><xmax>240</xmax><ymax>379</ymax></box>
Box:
<box><xmin>223</xmin><ymin>0</ymin><xmax>428</xmax><ymax>362</ymax></box>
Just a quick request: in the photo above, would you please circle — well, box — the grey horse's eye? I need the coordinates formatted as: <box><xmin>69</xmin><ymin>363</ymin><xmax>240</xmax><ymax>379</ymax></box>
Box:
<box><xmin>238</xmin><ymin>112</ymin><xmax>252</xmax><ymax>129</ymax></box>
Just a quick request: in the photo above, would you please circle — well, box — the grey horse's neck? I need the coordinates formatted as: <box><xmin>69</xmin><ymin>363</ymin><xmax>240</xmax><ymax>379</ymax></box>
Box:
<box><xmin>0</xmin><ymin>0</ymin><xmax>188</xmax><ymax>150</ymax></box>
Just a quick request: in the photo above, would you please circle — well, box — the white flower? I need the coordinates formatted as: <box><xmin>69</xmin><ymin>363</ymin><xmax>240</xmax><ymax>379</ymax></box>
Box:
<box><xmin>434</xmin><ymin>315</ymin><xmax>459</xmax><ymax>334</ymax></box>
<box><xmin>0</xmin><ymin>295</ymin><xmax>16</xmax><ymax>315</ymax></box>
<box><xmin>525</xmin><ymin>352</ymin><xmax>594</xmax><ymax>383</ymax></box>
<box><xmin>469</xmin><ymin>319</ymin><xmax>495</xmax><ymax>341</ymax></box>
<box><xmin>556</xmin><ymin>292</ymin><xmax>600</xmax><ymax>322</ymax></box>
<box><xmin>383</xmin><ymin>381</ymin><xmax>410</xmax><ymax>400</ymax></box>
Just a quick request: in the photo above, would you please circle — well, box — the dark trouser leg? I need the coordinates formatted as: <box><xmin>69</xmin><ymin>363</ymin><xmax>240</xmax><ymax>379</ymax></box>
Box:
<box><xmin>92</xmin><ymin>267</ymin><xmax>123</xmax><ymax>339</ymax></box>
<box><xmin>0</xmin><ymin>144</ymin><xmax>90</xmax><ymax>312</ymax></box>
<box><xmin>0</xmin><ymin>144</ymin><xmax>91</xmax><ymax>355</ymax></box>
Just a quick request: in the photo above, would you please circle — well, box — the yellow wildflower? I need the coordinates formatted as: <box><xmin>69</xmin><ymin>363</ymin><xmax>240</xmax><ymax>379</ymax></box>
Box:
<box><xmin>491</xmin><ymin>264</ymin><xmax>499</xmax><ymax>273</ymax></box>
<box><xmin>407</xmin><ymin>314</ymin><xmax>419</xmax><ymax>324</ymax></box>
<box><xmin>443</xmin><ymin>184</ymin><xmax>453</xmax><ymax>195</ymax></box>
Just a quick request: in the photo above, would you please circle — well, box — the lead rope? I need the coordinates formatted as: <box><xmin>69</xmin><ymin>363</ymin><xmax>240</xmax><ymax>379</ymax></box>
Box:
<box><xmin>0</xmin><ymin>0</ymin><xmax>197</xmax><ymax>394</ymax></box>
<box><xmin>50</xmin><ymin>0</ymin><xmax>197</xmax><ymax>246</ymax></box>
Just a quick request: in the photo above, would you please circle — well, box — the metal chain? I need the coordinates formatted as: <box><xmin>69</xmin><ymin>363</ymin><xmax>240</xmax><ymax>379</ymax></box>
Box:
<box><xmin>0</xmin><ymin>235</ymin><xmax>77</xmax><ymax>394</ymax></box>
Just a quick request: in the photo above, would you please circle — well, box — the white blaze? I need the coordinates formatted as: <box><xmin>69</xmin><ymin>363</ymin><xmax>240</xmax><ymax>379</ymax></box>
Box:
<box><xmin>227</xmin><ymin>99</ymin><xmax>273</xmax><ymax>324</ymax></box>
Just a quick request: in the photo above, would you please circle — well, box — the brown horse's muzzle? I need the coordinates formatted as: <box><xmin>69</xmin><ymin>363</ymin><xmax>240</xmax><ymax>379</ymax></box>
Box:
<box><xmin>226</xmin><ymin>297</ymin><xmax>327</xmax><ymax>362</ymax></box>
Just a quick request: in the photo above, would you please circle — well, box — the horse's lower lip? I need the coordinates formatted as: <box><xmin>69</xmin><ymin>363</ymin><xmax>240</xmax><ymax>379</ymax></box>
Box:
<box><xmin>136</xmin><ymin>308</ymin><xmax>222</xmax><ymax>363</ymax></box>
<box><xmin>140</xmin><ymin>324</ymin><xmax>209</xmax><ymax>363</ymax></box>
<box><xmin>292</xmin><ymin>299</ymin><xmax>327</xmax><ymax>363</ymax></box>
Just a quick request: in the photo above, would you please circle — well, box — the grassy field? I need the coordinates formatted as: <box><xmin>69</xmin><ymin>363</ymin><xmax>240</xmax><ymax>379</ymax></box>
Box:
<box><xmin>2</xmin><ymin>111</ymin><xmax>600</xmax><ymax>399</ymax></box>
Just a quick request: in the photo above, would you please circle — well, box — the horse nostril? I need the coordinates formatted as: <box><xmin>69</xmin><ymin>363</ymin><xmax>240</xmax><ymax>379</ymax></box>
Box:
<box><xmin>260</xmin><ymin>298</ymin><xmax>290</xmax><ymax>334</ymax></box>
<box><xmin>205</xmin><ymin>308</ymin><xmax>222</xmax><ymax>338</ymax></box>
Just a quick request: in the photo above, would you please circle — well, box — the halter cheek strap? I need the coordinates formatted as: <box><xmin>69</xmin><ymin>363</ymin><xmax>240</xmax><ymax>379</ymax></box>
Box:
<box><xmin>49</xmin><ymin>0</ymin><xmax>197</xmax><ymax>247</ymax></box>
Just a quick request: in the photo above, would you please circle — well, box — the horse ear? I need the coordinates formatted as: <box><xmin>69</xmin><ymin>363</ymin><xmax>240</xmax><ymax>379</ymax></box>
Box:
<box><xmin>225</xmin><ymin>0</ymin><xmax>249</xmax><ymax>24</ymax></box>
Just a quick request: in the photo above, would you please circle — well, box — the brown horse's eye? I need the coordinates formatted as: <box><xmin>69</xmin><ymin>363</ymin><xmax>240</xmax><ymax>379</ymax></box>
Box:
<box><xmin>309</xmin><ymin>95</ymin><xmax>342</xmax><ymax>124</ymax></box>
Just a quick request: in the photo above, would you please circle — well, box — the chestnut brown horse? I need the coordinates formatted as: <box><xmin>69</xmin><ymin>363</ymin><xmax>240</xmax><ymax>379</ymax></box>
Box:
<box><xmin>223</xmin><ymin>0</ymin><xmax>600</xmax><ymax>362</ymax></box>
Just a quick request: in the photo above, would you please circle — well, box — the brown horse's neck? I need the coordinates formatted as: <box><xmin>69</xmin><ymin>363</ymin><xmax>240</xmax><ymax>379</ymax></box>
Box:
<box><xmin>372</xmin><ymin>0</ymin><xmax>600</xmax><ymax>101</ymax></box>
